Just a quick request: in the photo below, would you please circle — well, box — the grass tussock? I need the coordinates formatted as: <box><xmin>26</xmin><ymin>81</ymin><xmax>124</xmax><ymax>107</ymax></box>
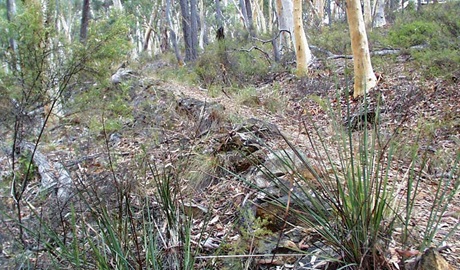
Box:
<box><xmin>242</xmin><ymin>90</ymin><xmax>459</xmax><ymax>269</ymax></box>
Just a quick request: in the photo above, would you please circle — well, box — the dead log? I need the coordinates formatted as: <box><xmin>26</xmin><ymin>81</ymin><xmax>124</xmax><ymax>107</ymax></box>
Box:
<box><xmin>19</xmin><ymin>142</ymin><xmax>72</xmax><ymax>202</ymax></box>
<box><xmin>310</xmin><ymin>44</ymin><xmax>428</xmax><ymax>60</ymax></box>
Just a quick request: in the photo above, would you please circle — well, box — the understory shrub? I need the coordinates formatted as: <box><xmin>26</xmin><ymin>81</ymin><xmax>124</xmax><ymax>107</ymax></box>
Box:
<box><xmin>310</xmin><ymin>23</ymin><xmax>351</xmax><ymax>55</ymax></box>
<box><xmin>386</xmin><ymin>2</ymin><xmax>460</xmax><ymax>78</ymax></box>
<box><xmin>388</xmin><ymin>20</ymin><xmax>440</xmax><ymax>48</ymax></box>
<box><xmin>194</xmin><ymin>39</ymin><xmax>272</xmax><ymax>89</ymax></box>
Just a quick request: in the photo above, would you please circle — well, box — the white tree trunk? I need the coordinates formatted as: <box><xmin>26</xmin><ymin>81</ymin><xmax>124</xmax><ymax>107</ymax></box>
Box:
<box><xmin>363</xmin><ymin>0</ymin><xmax>373</xmax><ymax>30</ymax></box>
<box><xmin>276</xmin><ymin>0</ymin><xmax>295</xmax><ymax>51</ymax></box>
<box><xmin>268</xmin><ymin>0</ymin><xmax>273</xmax><ymax>33</ymax></box>
<box><xmin>313</xmin><ymin>0</ymin><xmax>325</xmax><ymax>24</ymax></box>
<box><xmin>373</xmin><ymin>0</ymin><xmax>386</xmax><ymax>28</ymax></box>
<box><xmin>112</xmin><ymin>0</ymin><xmax>123</xmax><ymax>11</ymax></box>
<box><xmin>253</xmin><ymin>0</ymin><xmax>266</xmax><ymax>33</ymax></box>
<box><xmin>346</xmin><ymin>0</ymin><xmax>377</xmax><ymax>97</ymax></box>
<box><xmin>293</xmin><ymin>0</ymin><xmax>313</xmax><ymax>76</ymax></box>
<box><xmin>199</xmin><ymin>0</ymin><xmax>206</xmax><ymax>50</ymax></box>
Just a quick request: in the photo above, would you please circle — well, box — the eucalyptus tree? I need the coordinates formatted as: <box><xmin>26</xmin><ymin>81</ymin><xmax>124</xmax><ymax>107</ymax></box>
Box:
<box><xmin>180</xmin><ymin>0</ymin><xmax>198</xmax><ymax>62</ymax></box>
<box><xmin>121</xmin><ymin>0</ymin><xmax>163</xmax><ymax>56</ymax></box>
<box><xmin>346</xmin><ymin>0</ymin><xmax>377</xmax><ymax>97</ymax></box>
<box><xmin>190</xmin><ymin>0</ymin><xmax>199</xmax><ymax>58</ymax></box>
<box><xmin>80</xmin><ymin>0</ymin><xmax>90</xmax><ymax>43</ymax></box>
<box><xmin>1</xmin><ymin>0</ymin><xmax>130</xmax><ymax>132</ymax></box>
<box><xmin>312</xmin><ymin>0</ymin><xmax>325</xmax><ymax>25</ymax></box>
<box><xmin>293</xmin><ymin>0</ymin><xmax>313</xmax><ymax>76</ymax></box>
<box><xmin>276</xmin><ymin>0</ymin><xmax>294</xmax><ymax>51</ymax></box>
<box><xmin>373</xmin><ymin>0</ymin><xmax>387</xmax><ymax>28</ymax></box>
<box><xmin>6</xmin><ymin>0</ymin><xmax>17</xmax><ymax>51</ymax></box>
<box><xmin>215</xmin><ymin>0</ymin><xmax>224</xmax><ymax>29</ymax></box>
<box><xmin>198</xmin><ymin>0</ymin><xmax>209</xmax><ymax>50</ymax></box>
<box><xmin>252</xmin><ymin>0</ymin><xmax>266</xmax><ymax>34</ymax></box>
<box><xmin>166</xmin><ymin>0</ymin><xmax>183</xmax><ymax>64</ymax></box>
<box><xmin>363</xmin><ymin>0</ymin><xmax>372</xmax><ymax>29</ymax></box>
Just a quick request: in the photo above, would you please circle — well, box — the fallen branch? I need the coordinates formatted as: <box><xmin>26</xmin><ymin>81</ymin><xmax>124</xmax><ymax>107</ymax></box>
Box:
<box><xmin>310</xmin><ymin>44</ymin><xmax>428</xmax><ymax>60</ymax></box>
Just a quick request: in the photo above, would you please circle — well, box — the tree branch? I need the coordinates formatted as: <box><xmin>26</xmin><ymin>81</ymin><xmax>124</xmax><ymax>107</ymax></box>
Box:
<box><xmin>310</xmin><ymin>44</ymin><xmax>428</xmax><ymax>59</ymax></box>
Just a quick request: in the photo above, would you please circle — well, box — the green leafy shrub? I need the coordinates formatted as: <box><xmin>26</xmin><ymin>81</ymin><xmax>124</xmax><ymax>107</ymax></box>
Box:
<box><xmin>389</xmin><ymin>2</ymin><xmax>460</xmax><ymax>49</ymax></box>
<box><xmin>413</xmin><ymin>48</ymin><xmax>460</xmax><ymax>78</ymax></box>
<box><xmin>388</xmin><ymin>20</ymin><xmax>441</xmax><ymax>48</ymax></box>
<box><xmin>310</xmin><ymin>23</ymin><xmax>351</xmax><ymax>54</ymax></box>
<box><xmin>386</xmin><ymin>2</ymin><xmax>460</xmax><ymax>79</ymax></box>
<box><xmin>195</xmin><ymin>49</ymin><xmax>224</xmax><ymax>88</ymax></box>
<box><xmin>194</xmin><ymin>40</ymin><xmax>271</xmax><ymax>88</ymax></box>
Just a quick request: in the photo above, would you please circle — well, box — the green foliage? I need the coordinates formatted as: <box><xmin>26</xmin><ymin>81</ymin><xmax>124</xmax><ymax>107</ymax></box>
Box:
<box><xmin>389</xmin><ymin>2</ymin><xmax>460</xmax><ymax>49</ymax></box>
<box><xmin>17</xmin><ymin>153</ymin><xmax>37</xmax><ymax>178</ymax></box>
<box><xmin>412</xmin><ymin>48</ymin><xmax>460</xmax><ymax>78</ymax></box>
<box><xmin>0</xmin><ymin>1</ymin><xmax>131</xmax><ymax>143</ymax></box>
<box><xmin>194</xmin><ymin>40</ymin><xmax>271</xmax><ymax>89</ymax></box>
<box><xmin>310</xmin><ymin>23</ymin><xmax>351</xmax><ymax>55</ymax></box>
<box><xmin>82</xmin><ymin>13</ymin><xmax>132</xmax><ymax>73</ymax></box>
<box><xmin>0</xmin><ymin>5</ymin><xmax>142</xmax><ymax>269</ymax></box>
<box><xmin>385</xmin><ymin>2</ymin><xmax>460</xmax><ymax>79</ymax></box>
<box><xmin>195</xmin><ymin>50</ymin><xmax>224</xmax><ymax>88</ymax></box>
<box><xmin>388</xmin><ymin>20</ymin><xmax>441</xmax><ymax>48</ymax></box>
<box><xmin>1</xmin><ymin>2</ymin><xmax>54</xmax><ymax>106</ymax></box>
<box><xmin>75</xmin><ymin>81</ymin><xmax>134</xmax><ymax>135</ymax></box>
<box><xmin>157</xmin><ymin>61</ymin><xmax>201</xmax><ymax>86</ymax></box>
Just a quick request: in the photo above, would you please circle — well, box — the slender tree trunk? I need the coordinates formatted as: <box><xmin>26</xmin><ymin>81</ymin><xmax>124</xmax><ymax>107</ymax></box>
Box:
<box><xmin>363</xmin><ymin>0</ymin><xmax>373</xmax><ymax>30</ymax></box>
<box><xmin>239</xmin><ymin>0</ymin><xmax>252</xmax><ymax>36</ymax></box>
<box><xmin>180</xmin><ymin>0</ymin><xmax>193</xmax><ymax>61</ymax></box>
<box><xmin>346</xmin><ymin>0</ymin><xmax>377</xmax><ymax>97</ymax></box>
<box><xmin>143</xmin><ymin>12</ymin><xmax>155</xmax><ymax>52</ymax></box>
<box><xmin>253</xmin><ymin>0</ymin><xmax>266</xmax><ymax>33</ymax></box>
<box><xmin>112</xmin><ymin>0</ymin><xmax>123</xmax><ymax>11</ymax></box>
<box><xmin>166</xmin><ymin>0</ymin><xmax>183</xmax><ymax>65</ymax></box>
<box><xmin>326</xmin><ymin>0</ymin><xmax>331</xmax><ymax>26</ymax></box>
<box><xmin>272</xmin><ymin>36</ymin><xmax>281</xmax><ymax>62</ymax></box>
<box><xmin>80</xmin><ymin>0</ymin><xmax>90</xmax><ymax>43</ymax></box>
<box><xmin>268</xmin><ymin>0</ymin><xmax>273</xmax><ymax>32</ymax></box>
<box><xmin>373</xmin><ymin>0</ymin><xmax>386</xmax><ymax>28</ymax></box>
<box><xmin>199</xmin><ymin>0</ymin><xmax>208</xmax><ymax>50</ymax></box>
<box><xmin>190</xmin><ymin>0</ymin><xmax>199</xmax><ymax>60</ymax></box>
<box><xmin>160</xmin><ymin>27</ymin><xmax>170</xmax><ymax>53</ymax></box>
<box><xmin>313</xmin><ymin>0</ymin><xmax>325</xmax><ymax>25</ymax></box>
<box><xmin>276</xmin><ymin>0</ymin><xmax>295</xmax><ymax>51</ymax></box>
<box><xmin>6</xmin><ymin>0</ymin><xmax>18</xmax><ymax>70</ymax></box>
<box><xmin>245</xmin><ymin>0</ymin><xmax>254</xmax><ymax>35</ymax></box>
<box><xmin>293</xmin><ymin>0</ymin><xmax>313</xmax><ymax>76</ymax></box>
<box><xmin>216</xmin><ymin>0</ymin><xmax>224</xmax><ymax>28</ymax></box>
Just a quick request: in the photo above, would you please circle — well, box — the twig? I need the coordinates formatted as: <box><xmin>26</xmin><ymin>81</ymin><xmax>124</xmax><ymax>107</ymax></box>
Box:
<box><xmin>236</xmin><ymin>46</ymin><xmax>271</xmax><ymax>65</ymax></box>
<box><xmin>251</xmin><ymin>29</ymin><xmax>292</xmax><ymax>44</ymax></box>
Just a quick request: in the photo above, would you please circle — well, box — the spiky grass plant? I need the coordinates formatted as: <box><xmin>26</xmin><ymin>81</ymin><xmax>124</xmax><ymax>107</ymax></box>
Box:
<box><xmin>247</xmin><ymin>91</ymin><xmax>459</xmax><ymax>269</ymax></box>
<box><xmin>149</xmin><ymin>161</ymin><xmax>196</xmax><ymax>270</ymax></box>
